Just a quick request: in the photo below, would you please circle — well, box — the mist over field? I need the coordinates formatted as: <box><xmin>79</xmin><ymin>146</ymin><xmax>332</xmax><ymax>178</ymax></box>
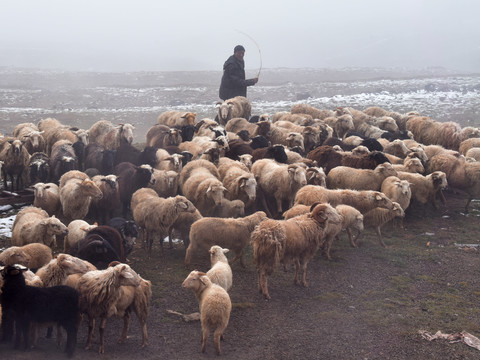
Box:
<box><xmin>1</xmin><ymin>1</ymin><xmax>479</xmax><ymax>73</ymax></box>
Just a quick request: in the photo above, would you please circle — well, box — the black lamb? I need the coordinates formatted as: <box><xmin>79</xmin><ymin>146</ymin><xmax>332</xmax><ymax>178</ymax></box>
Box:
<box><xmin>0</xmin><ymin>264</ymin><xmax>79</xmax><ymax>357</ymax></box>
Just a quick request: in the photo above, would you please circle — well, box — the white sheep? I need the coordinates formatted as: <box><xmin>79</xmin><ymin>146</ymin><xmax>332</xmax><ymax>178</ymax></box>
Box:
<box><xmin>78</xmin><ymin>263</ymin><xmax>142</xmax><ymax>354</ymax></box>
<box><xmin>206</xmin><ymin>246</ymin><xmax>233</xmax><ymax>292</ymax></box>
<box><xmin>64</xmin><ymin>220</ymin><xmax>98</xmax><ymax>253</ymax></box>
<box><xmin>11</xmin><ymin>206</ymin><xmax>68</xmax><ymax>247</ymax></box>
<box><xmin>182</xmin><ymin>270</ymin><xmax>232</xmax><ymax>355</ymax></box>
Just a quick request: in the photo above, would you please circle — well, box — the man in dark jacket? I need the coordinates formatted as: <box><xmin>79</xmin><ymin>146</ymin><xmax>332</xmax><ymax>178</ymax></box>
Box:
<box><xmin>219</xmin><ymin>45</ymin><xmax>258</xmax><ymax>100</ymax></box>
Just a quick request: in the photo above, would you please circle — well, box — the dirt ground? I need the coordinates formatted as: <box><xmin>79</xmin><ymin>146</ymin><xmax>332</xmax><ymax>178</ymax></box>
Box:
<box><xmin>2</xmin><ymin>190</ymin><xmax>480</xmax><ymax>360</ymax></box>
<box><xmin>2</xmin><ymin>69</ymin><xmax>480</xmax><ymax>359</ymax></box>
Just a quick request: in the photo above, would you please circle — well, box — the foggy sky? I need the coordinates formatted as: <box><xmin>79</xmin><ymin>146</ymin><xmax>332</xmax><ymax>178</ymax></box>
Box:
<box><xmin>1</xmin><ymin>0</ymin><xmax>479</xmax><ymax>73</ymax></box>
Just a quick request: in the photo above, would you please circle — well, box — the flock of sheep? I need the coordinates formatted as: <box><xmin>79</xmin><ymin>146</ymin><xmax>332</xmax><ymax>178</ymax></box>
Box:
<box><xmin>1</xmin><ymin>94</ymin><xmax>480</xmax><ymax>356</ymax></box>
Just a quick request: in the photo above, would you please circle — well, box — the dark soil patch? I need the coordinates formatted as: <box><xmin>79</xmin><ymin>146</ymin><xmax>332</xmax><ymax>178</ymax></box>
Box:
<box><xmin>2</xmin><ymin>191</ymin><xmax>480</xmax><ymax>359</ymax></box>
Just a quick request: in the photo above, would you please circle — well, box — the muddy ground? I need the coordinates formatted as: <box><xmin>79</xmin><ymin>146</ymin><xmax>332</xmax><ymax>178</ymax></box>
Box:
<box><xmin>1</xmin><ymin>191</ymin><xmax>480</xmax><ymax>360</ymax></box>
<box><xmin>1</xmin><ymin>69</ymin><xmax>480</xmax><ymax>359</ymax></box>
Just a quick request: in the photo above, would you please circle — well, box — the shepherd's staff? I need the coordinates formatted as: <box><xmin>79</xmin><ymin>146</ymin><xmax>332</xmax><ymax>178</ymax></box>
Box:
<box><xmin>235</xmin><ymin>29</ymin><xmax>262</xmax><ymax>78</ymax></box>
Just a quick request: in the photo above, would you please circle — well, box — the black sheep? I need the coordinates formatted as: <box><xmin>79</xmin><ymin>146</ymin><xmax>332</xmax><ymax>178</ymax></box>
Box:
<box><xmin>179</xmin><ymin>124</ymin><xmax>195</xmax><ymax>142</ymax></box>
<box><xmin>86</xmin><ymin>225</ymin><xmax>126</xmax><ymax>262</ymax></box>
<box><xmin>115</xmin><ymin>162</ymin><xmax>154</xmax><ymax>216</ymax></box>
<box><xmin>27</xmin><ymin>152</ymin><xmax>50</xmax><ymax>185</ymax></box>
<box><xmin>114</xmin><ymin>143</ymin><xmax>157</xmax><ymax>167</ymax></box>
<box><xmin>84</xmin><ymin>143</ymin><xmax>116</xmax><ymax>175</ymax></box>
<box><xmin>0</xmin><ymin>264</ymin><xmax>79</xmax><ymax>357</ymax></box>
<box><xmin>108</xmin><ymin>217</ymin><xmax>138</xmax><ymax>257</ymax></box>
<box><xmin>69</xmin><ymin>233</ymin><xmax>120</xmax><ymax>270</ymax></box>
<box><xmin>250</xmin><ymin>135</ymin><xmax>270</xmax><ymax>149</ymax></box>
<box><xmin>252</xmin><ymin>145</ymin><xmax>288</xmax><ymax>164</ymax></box>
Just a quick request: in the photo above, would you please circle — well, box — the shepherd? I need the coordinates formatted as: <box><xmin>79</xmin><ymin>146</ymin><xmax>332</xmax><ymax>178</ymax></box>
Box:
<box><xmin>219</xmin><ymin>45</ymin><xmax>259</xmax><ymax>101</ymax></box>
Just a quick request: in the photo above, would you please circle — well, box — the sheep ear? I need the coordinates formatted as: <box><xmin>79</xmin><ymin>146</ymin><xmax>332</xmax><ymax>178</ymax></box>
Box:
<box><xmin>206</xmin><ymin>185</ymin><xmax>212</xmax><ymax>194</ymax></box>
<box><xmin>177</xmin><ymin>201</ymin><xmax>188</xmax><ymax>209</ymax></box>
<box><xmin>309</xmin><ymin>202</ymin><xmax>321</xmax><ymax>212</ymax></box>
<box><xmin>375</xmin><ymin>194</ymin><xmax>382</xmax><ymax>201</ymax></box>
<box><xmin>222</xmin><ymin>248</ymin><xmax>229</xmax><ymax>254</ymax></box>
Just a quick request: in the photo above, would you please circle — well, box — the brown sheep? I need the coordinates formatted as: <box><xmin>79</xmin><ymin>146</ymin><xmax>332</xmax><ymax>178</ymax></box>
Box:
<box><xmin>145</xmin><ymin>124</ymin><xmax>182</xmax><ymax>148</ymax></box>
<box><xmin>327</xmin><ymin>162</ymin><xmax>397</xmax><ymax>191</ymax></box>
<box><xmin>252</xmin><ymin>203</ymin><xmax>342</xmax><ymax>299</ymax></box>
<box><xmin>185</xmin><ymin>211</ymin><xmax>267</xmax><ymax>268</ymax></box>
<box><xmin>157</xmin><ymin>110</ymin><xmax>196</xmax><ymax>127</ymax></box>
<box><xmin>252</xmin><ymin>159</ymin><xmax>307</xmax><ymax>217</ymax></box>
<box><xmin>0</xmin><ymin>139</ymin><xmax>31</xmax><ymax>191</ymax></box>
<box><xmin>78</xmin><ymin>263</ymin><xmax>142</xmax><ymax>354</ymax></box>
<box><xmin>294</xmin><ymin>185</ymin><xmax>395</xmax><ymax>214</ymax></box>
<box><xmin>216</xmin><ymin>96</ymin><xmax>251</xmax><ymax>125</ymax></box>
<box><xmin>290</xmin><ymin>104</ymin><xmax>335</xmax><ymax>120</ymax></box>
<box><xmin>180</xmin><ymin>159</ymin><xmax>226</xmax><ymax>216</ymax></box>
<box><xmin>396</xmin><ymin>171</ymin><xmax>447</xmax><ymax>211</ymax></box>
<box><xmin>358</xmin><ymin>202</ymin><xmax>405</xmax><ymax>247</ymax></box>
<box><xmin>59</xmin><ymin>171</ymin><xmax>103</xmax><ymax>222</ymax></box>
<box><xmin>32</xmin><ymin>182</ymin><xmax>61</xmax><ymax>217</ymax></box>
<box><xmin>225</xmin><ymin>118</ymin><xmax>271</xmax><ymax>138</ymax></box>
<box><xmin>427</xmin><ymin>153</ymin><xmax>480</xmax><ymax>212</ymax></box>
<box><xmin>11</xmin><ymin>206</ymin><xmax>68</xmax><ymax>247</ymax></box>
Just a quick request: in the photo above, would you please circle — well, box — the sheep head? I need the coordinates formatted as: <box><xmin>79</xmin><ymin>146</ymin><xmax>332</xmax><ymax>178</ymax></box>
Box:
<box><xmin>174</xmin><ymin>195</ymin><xmax>197</xmax><ymax>213</ymax></box>
<box><xmin>206</xmin><ymin>183</ymin><xmax>226</xmax><ymax>205</ymax></box>
<box><xmin>113</xmin><ymin>263</ymin><xmax>141</xmax><ymax>287</ymax></box>
<box><xmin>310</xmin><ymin>203</ymin><xmax>341</xmax><ymax>227</ymax></box>
<box><xmin>182</xmin><ymin>270</ymin><xmax>210</xmax><ymax>292</ymax></box>
<box><xmin>391</xmin><ymin>202</ymin><xmax>405</xmax><ymax>218</ymax></box>
<box><xmin>306</xmin><ymin>167</ymin><xmax>326</xmax><ymax>187</ymax></box>
<box><xmin>288</xmin><ymin>165</ymin><xmax>307</xmax><ymax>187</ymax></box>
<box><xmin>56</xmin><ymin>254</ymin><xmax>90</xmax><ymax>275</ymax></box>
<box><xmin>209</xmin><ymin>245</ymin><xmax>229</xmax><ymax>265</ymax></box>
<box><xmin>181</xmin><ymin>112</ymin><xmax>197</xmax><ymax>125</ymax></box>
<box><xmin>374</xmin><ymin>191</ymin><xmax>395</xmax><ymax>210</ymax></box>
<box><xmin>238</xmin><ymin>175</ymin><xmax>257</xmax><ymax>200</ymax></box>
<box><xmin>81</xmin><ymin>179</ymin><xmax>103</xmax><ymax>199</ymax></box>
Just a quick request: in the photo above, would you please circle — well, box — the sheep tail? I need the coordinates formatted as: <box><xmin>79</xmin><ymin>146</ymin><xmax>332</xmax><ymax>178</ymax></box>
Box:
<box><xmin>252</xmin><ymin>220</ymin><xmax>284</xmax><ymax>275</ymax></box>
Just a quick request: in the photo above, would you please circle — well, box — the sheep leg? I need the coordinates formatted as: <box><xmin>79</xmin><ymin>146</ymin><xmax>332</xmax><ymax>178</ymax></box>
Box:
<box><xmin>63</xmin><ymin>320</ymin><xmax>78</xmax><ymax>357</ymax></box>
<box><xmin>293</xmin><ymin>260</ymin><xmax>301</xmax><ymax>285</ymax></box>
<box><xmin>167</xmin><ymin>228</ymin><xmax>174</xmax><ymax>249</ymax></box>
<box><xmin>201</xmin><ymin>327</ymin><xmax>210</xmax><ymax>353</ymax></box>
<box><xmin>214</xmin><ymin>329</ymin><xmax>223</xmax><ymax>356</ymax></box>
<box><xmin>184</xmin><ymin>245</ymin><xmax>194</xmax><ymax>268</ymax></box>
<box><xmin>376</xmin><ymin>227</ymin><xmax>387</xmax><ymax>248</ymax></box>
<box><xmin>465</xmin><ymin>196</ymin><xmax>473</xmax><ymax>213</ymax></box>
<box><xmin>258</xmin><ymin>270</ymin><xmax>271</xmax><ymax>300</ymax></box>
<box><xmin>301</xmin><ymin>260</ymin><xmax>309</xmax><ymax>287</ymax></box>
<box><xmin>323</xmin><ymin>236</ymin><xmax>334</xmax><ymax>260</ymax></box>
<box><xmin>118</xmin><ymin>312</ymin><xmax>130</xmax><ymax>343</ymax></box>
<box><xmin>275</xmin><ymin>197</ymin><xmax>283</xmax><ymax>217</ymax></box>
<box><xmin>140</xmin><ymin>319</ymin><xmax>148</xmax><ymax>348</ymax></box>
<box><xmin>85</xmin><ymin>316</ymin><xmax>95</xmax><ymax>350</ymax></box>
<box><xmin>346</xmin><ymin>228</ymin><xmax>357</xmax><ymax>248</ymax></box>
<box><xmin>98</xmin><ymin>318</ymin><xmax>107</xmax><ymax>354</ymax></box>
<box><xmin>258</xmin><ymin>189</ymin><xmax>273</xmax><ymax>218</ymax></box>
